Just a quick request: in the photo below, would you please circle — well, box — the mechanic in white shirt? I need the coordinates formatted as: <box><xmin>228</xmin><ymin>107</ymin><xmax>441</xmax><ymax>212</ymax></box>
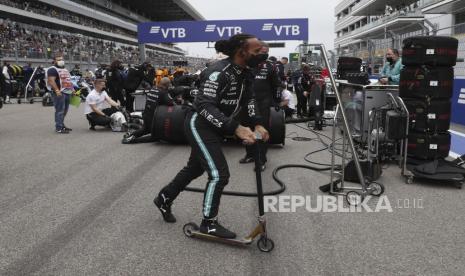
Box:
<box><xmin>2</xmin><ymin>61</ymin><xmax>12</xmax><ymax>103</ymax></box>
<box><xmin>280</xmin><ymin>89</ymin><xmax>295</xmax><ymax>118</ymax></box>
<box><xmin>84</xmin><ymin>78</ymin><xmax>120</xmax><ymax>130</ymax></box>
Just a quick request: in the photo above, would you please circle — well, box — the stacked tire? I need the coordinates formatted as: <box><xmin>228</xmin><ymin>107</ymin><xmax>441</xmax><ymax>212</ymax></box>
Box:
<box><xmin>150</xmin><ymin>105</ymin><xmax>286</xmax><ymax>145</ymax></box>
<box><xmin>337</xmin><ymin>57</ymin><xmax>361</xmax><ymax>79</ymax></box>
<box><xmin>336</xmin><ymin>57</ymin><xmax>369</xmax><ymax>85</ymax></box>
<box><xmin>151</xmin><ymin>105</ymin><xmax>188</xmax><ymax>144</ymax></box>
<box><xmin>399</xmin><ymin>36</ymin><xmax>458</xmax><ymax>160</ymax></box>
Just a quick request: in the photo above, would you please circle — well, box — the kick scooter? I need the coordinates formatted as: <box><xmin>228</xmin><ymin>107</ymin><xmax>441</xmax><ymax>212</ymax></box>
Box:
<box><xmin>182</xmin><ymin>134</ymin><xmax>275</xmax><ymax>252</ymax></box>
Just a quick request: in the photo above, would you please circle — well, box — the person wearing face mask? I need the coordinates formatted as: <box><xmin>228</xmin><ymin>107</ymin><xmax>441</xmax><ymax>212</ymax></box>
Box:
<box><xmin>379</xmin><ymin>48</ymin><xmax>403</xmax><ymax>85</ymax></box>
<box><xmin>106</xmin><ymin>60</ymin><xmax>125</xmax><ymax>107</ymax></box>
<box><xmin>122</xmin><ymin>77</ymin><xmax>175</xmax><ymax>144</ymax></box>
<box><xmin>293</xmin><ymin>64</ymin><xmax>313</xmax><ymax>117</ymax></box>
<box><xmin>84</xmin><ymin>78</ymin><xmax>120</xmax><ymax>130</ymax></box>
<box><xmin>1</xmin><ymin>61</ymin><xmax>13</xmax><ymax>104</ymax></box>
<box><xmin>239</xmin><ymin>42</ymin><xmax>283</xmax><ymax>171</ymax></box>
<box><xmin>276</xmin><ymin>57</ymin><xmax>289</xmax><ymax>83</ymax></box>
<box><xmin>71</xmin><ymin>64</ymin><xmax>82</xmax><ymax>77</ymax></box>
<box><xmin>153</xmin><ymin>34</ymin><xmax>269</xmax><ymax>239</ymax></box>
<box><xmin>46</xmin><ymin>53</ymin><xmax>75</xmax><ymax>134</ymax></box>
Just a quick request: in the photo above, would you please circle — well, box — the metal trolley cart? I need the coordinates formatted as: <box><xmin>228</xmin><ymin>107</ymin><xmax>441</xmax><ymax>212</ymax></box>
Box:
<box><xmin>328</xmin><ymin>82</ymin><xmax>400</xmax><ymax>205</ymax></box>
<box><xmin>296</xmin><ymin>43</ymin><xmax>382</xmax><ymax>205</ymax></box>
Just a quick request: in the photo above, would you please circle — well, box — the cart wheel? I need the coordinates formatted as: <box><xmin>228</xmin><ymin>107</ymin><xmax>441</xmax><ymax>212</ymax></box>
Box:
<box><xmin>346</xmin><ymin>191</ymin><xmax>362</xmax><ymax>206</ymax></box>
<box><xmin>257</xmin><ymin>236</ymin><xmax>274</xmax><ymax>252</ymax></box>
<box><xmin>406</xmin><ymin>177</ymin><xmax>413</xmax><ymax>184</ymax></box>
<box><xmin>17</xmin><ymin>99</ymin><xmax>21</xmax><ymax>104</ymax></box>
<box><xmin>183</xmin><ymin>223</ymin><xmax>198</xmax><ymax>237</ymax></box>
<box><xmin>368</xmin><ymin>182</ymin><xmax>384</xmax><ymax>196</ymax></box>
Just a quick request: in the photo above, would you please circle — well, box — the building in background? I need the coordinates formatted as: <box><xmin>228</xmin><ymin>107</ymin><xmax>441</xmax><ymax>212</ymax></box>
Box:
<box><xmin>334</xmin><ymin>0</ymin><xmax>465</xmax><ymax>127</ymax></box>
<box><xmin>334</xmin><ymin>0</ymin><xmax>465</xmax><ymax>76</ymax></box>
<box><xmin>0</xmin><ymin>0</ymin><xmax>206</xmax><ymax>69</ymax></box>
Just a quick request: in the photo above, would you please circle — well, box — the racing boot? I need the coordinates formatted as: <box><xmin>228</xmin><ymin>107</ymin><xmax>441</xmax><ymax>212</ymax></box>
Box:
<box><xmin>153</xmin><ymin>193</ymin><xmax>176</xmax><ymax>223</ymax></box>
<box><xmin>199</xmin><ymin>218</ymin><xmax>236</xmax><ymax>239</ymax></box>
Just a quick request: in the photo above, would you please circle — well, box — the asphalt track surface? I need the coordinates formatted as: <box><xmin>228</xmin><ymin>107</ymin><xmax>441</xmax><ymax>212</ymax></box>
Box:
<box><xmin>1</xmin><ymin>104</ymin><xmax>464</xmax><ymax>275</ymax></box>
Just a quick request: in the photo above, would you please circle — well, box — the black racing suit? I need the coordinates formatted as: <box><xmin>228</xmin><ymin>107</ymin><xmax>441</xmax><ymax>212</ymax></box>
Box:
<box><xmin>292</xmin><ymin>70</ymin><xmax>312</xmax><ymax>116</ymax></box>
<box><xmin>124</xmin><ymin>66</ymin><xmax>149</xmax><ymax>112</ymax></box>
<box><xmin>276</xmin><ymin>61</ymin><xmax>286</xmax><ymax>83</ymax></box>
<box><xmin>130</xmin><ymin>88</ymin><xmax>174</xmax><ymax>143</ymax></box>
<box><xmin>159</xmin><ymin>58</ymin><xmax>261</xmax><ymax>219</ymax></box>
<box><xmin>245</xmin><ymin>61</ymin><xmax>282</xmax><ymax>163</ymax></box>
<box><xmin>106</xmin><ymin>68</ymin><xmax>125</xmax><ymax>107</ymax></box>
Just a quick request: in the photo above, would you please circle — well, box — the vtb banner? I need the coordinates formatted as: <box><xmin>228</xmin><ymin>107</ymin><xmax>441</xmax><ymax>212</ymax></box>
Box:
<box><xmin>138</xmin><ymin>18</ymin><xmax>308</xmax><ymax>43</ymax></box>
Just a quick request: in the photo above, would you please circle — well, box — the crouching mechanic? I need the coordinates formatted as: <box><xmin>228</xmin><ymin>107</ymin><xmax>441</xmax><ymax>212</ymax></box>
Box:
<box><xmin>281</xmin><ymin>89</ymin><xmax>296</xmax><ymax>118</ymax></box>
<box><xmin>84</xmin><ymin>78</ymin><xmax>120</xmax><ymax>130</ymax></box>
<box><xmin>122</xmin><ymin>77</ymin><xmax>174</xmax><ymax>144</ymax></box>
<box><xmin>153</xmin><ymin>34</ymin><xmax>269</xmax><ymax>239</ymax></box>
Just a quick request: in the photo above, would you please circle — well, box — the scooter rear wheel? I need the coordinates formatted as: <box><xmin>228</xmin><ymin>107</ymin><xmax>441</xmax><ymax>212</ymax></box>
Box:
<box><xmin>257</xmin><ymin>236</ymin><xmax>274</xmax><ymax>252</ymax></box>
<box><xmin>183</xmin><ymin>223</ymin><xmax>199</xmax><ymax>237</ymax></box>
<box><xmin>346</xmin><ymin>191</ymin><xmax>362</xmax><ymax>206</ymax></box>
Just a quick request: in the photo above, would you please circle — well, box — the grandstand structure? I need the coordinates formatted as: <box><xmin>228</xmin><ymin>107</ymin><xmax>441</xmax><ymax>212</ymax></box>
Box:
<box><xmin>0</xmin><ymin>0</ymin><xmax>207</xmax><ymax>69</ymax></box>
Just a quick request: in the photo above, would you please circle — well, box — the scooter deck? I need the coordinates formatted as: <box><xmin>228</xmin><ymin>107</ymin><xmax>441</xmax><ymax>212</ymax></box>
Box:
<box><xmin>183</xmin><ymin>223</ymin><xmax>274</xmax><ymax>252</ymax></box>
<box><xmin>189</xmin><ymin>230</ymin><xmax>254</xmax><ymax>246</ymax></box>
<box><xmin>181</xmin><ymin>141</ymin><xmax>275</xmax><ymax>251</ymax></box>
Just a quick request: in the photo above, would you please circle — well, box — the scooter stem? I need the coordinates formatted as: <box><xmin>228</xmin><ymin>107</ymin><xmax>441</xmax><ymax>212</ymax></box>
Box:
<box><xmin>254</xmin><ymin>139</ymin><xmax>265</xmax><ymax>217</ymax></box>
<box><xmin>245</xmin><ymin>220</ymin><xmax>266</xmax><ymax>240</ymax></box>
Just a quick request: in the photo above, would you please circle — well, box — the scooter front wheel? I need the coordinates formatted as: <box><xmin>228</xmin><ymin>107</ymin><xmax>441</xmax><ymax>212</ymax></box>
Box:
<box><xmin>257</xmin><ymin>236</ymin><xmax>274</xmax><ymax>252</ymax></box>
<box><xmin>183</xmin><ymin>223</ymin><xmax>199</xmax><ymax>237</ymax></box>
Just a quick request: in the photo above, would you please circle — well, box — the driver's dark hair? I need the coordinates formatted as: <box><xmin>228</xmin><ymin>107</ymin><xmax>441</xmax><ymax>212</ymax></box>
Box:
<box><xmin>214</xmin><ymin>34</ymin><xmax>256</xmax><ymax>57</ymax></box>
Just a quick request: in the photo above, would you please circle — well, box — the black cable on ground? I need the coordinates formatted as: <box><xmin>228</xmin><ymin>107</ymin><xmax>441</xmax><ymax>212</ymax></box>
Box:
<box><xmin>285</xmin><ymin>131</ymin><xmax>299</xmax><ymax>138</ymax></box>
<box><xmin>183</xmin><ymin>124</ymin><xmax>319</xmax><ymax>198</ymax></box>
<box><xmin>271</xmin><ymin>122</ymin><xmax>349</xmax><ymax>193</ymax></box>
<box><xmin>272</xmin><ymin>164</ymin><xmax>342</xmax><ymax>193</ymax></box>
<box><xmin>184</xmin><ymin>121</ymin><xmax>354</xmax><ymax>197</ymax></box>
<box><xmin>294</xmin><ymin>122</ymin><xmax>348</xmax><ymax>165</ymax></box>
<box><xmin>285</xmin><ymin>116</ymin><xmax>314</xmax><ymax>124</ymax></box>
<box><xmin>292</xmin><ymin>137</ymin><xmax>313</xmax><ymax>142</ymax></box>
<box><xmin>184</xmin><ymin>180</ymin><xmax>285</xmax><ymax>197</ymax></box>
<box><xmin>285</xmin><ymin>131</ymin><xmax>315</xmax><ymax>142</ymax></box>
<box><xmin>304</xmin><ymin>147</ymin><xmax>340</xmax><ymax>169</ymax></box>
<box><xmin>296</xmin><ymin>123</ymin><xmax>353</xmax><ymax>160</ymax></box>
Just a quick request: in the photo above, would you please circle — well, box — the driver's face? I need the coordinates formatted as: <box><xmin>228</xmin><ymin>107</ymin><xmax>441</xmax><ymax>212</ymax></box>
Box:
<box><xmin>259</xmin><ymin>46</ymin><xmax>269</xmax><ymax>54</ymax></box>
<box><xmin>244</xmin><ymin>38</ymin><xmax>262</xmax><ymax>57</ymax></box>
